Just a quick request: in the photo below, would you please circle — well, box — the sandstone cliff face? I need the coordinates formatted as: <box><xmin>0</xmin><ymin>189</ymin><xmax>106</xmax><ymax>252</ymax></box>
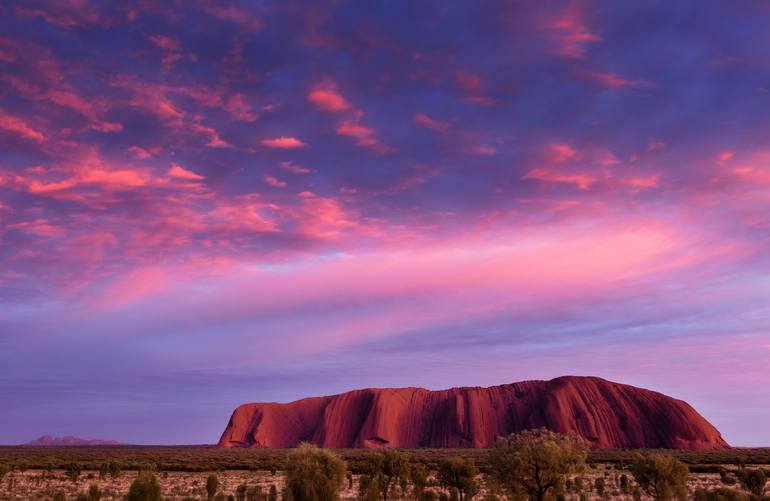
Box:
<box><xmin>218</xmin><ymin>376</ymin><xmax>729</xmax><ymax>450</ymax></box>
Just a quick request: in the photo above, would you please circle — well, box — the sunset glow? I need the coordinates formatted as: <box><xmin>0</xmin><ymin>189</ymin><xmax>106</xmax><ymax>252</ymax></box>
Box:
<box><xmin>1</xmin><ymin>1</ymin><xmax>769</xmax><ymax>446</ymax></box>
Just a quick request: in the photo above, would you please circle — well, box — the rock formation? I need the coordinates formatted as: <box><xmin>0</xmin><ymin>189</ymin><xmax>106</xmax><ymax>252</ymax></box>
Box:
<box><xmin>25</xmin><ymin>435</ymin><xmax>123</xmax><ymax>446</ymax></box>
<box><xmin>218</xmin><ymin>376</ymin><xmax>729</xmax><ymax>450</ymax></box>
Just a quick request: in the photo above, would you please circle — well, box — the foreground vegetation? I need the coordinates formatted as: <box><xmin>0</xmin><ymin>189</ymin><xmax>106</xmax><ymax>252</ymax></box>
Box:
<box><xmin>0</xmin><ymin>432</ymin><xmax>767</xmax><ymax>500</ymax></box>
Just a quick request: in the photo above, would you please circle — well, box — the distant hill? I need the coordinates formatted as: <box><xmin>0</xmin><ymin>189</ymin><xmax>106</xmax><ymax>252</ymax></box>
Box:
<box><xmin>24</xmin><ymin>435</ymin><xmax>123</xmax><ymax>446</ymax></box>
<box><xmin>219</xmin><ymin>375</ymin><xmax>730</xmax><ymax>450</ymax></box>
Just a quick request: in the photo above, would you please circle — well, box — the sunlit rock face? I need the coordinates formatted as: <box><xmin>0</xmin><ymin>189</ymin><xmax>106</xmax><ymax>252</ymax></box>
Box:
<box><xmin>218</xmin><ymin>376</ymin><xmax>729</xmax><ymax>450</ymax></box>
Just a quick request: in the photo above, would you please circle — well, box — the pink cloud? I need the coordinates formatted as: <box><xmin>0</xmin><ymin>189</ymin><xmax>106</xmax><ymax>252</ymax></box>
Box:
<box><xmin>648</xmin><ymin>139</ymin><xmax>666</xmax><ymax>151</ymax></box>
<box><xmin>128</xmin><ymin>146</ymin><xmax>155</xmax><ymax>160</ymax></box>
<box><xmin>549</xmin><ymin>143</ymin><xmax>579</xmax><ymax>162</ymax></box>
<box><xmin>168</xmin><ymin>164</ymin><xmax>204</xmax><ymax>181</ymax></box>
<box><xmin>455</xmin><ymin>71</ymin><xmax>485</xmax><ymax>93</ymax></box>
<box><xmin>582</xmin><ymin>69</ymin><xmax>655</xmax><ymax>89</ymax></box>
<box><xmin>202</xmin><ymin>5</ymin><xmax>263</xmax><ymax>31</ymax></box>
<box><xmin>261</xmin><ymin>136</ymin><xmax>307</xmax><ymax>149</ymax></box>
<box><xmin>8</xmin><ymin>219</ymin><xmax>65</xmax><ymax>238</ymax></box>
<box><xmin>92</xmin><ymin>267</ymin><xmax>167</xmax><ymax>312</ymax></box>
<box><xmin>469</xmin><ymin>145</ymin><xmax>498</xmax><ymax>155</ymax></box>
<box><xmin>190</xmin><ymin>122</ymin><xmax>231</xmax><ymax>148</ymax></box>
<box><xmin>149</xmin><ymin>34</ymin><xmax>180</xmax><ymax>52</ymax></box>
<box><xmin>225</xmin><ymin>94</ymin><xmax>260</xmax><ymax>122</ymax></box>
<box><xmin>308</xmin><ymin>79</ymin><xmax>350</xmax><ymax>112</ymax></box>
<box><xmin>622</xmin><ymin>175</ymin><xmax>660</xmax><ymax>189</ymax></box>
<box><xmin>336</xmin><ymin>121</ymin><xmax>390</xmax><ymax>152</ymax></box>
<box><xmin>522</xmin><ymin>167</ymin><xmax>596</xmax><ymax>190</ymax></box>
<box><xmin>455</xmin><ymin>71</ymin><xmax>495</xmax><ymax>105</ymax></box>
<box><xmin>264</xmin><ymin>175</ymin><xmax>287</xmax><ymax>188</ymax></box>
<box><xmin>0</xmin><ymin>110</ymin><xmax>45</xmax><ymax>142</ymax></box>
<box><xmin>547</xmin><ymin>8</ymin><xmax>601</xmax><ymax>59</ymax></box>
<box><xmin>733</xmin><ymin>167</ymin><xmax>770</xmax><ymax>184</ymax></box>
<box><xmin>594</xmin><ymin>150</ymin><xmax>620</xmax><ymax>166</ymax></box>
<box><xmin>279</xmin><ymin>161</ymin><xmax>311</xmax><ymax>174</ymax></box>
<box><xmin>718</xmin><ymin>150</ymin><xmax>736</xmax><ymax>164</ymax></box>
<box><xmin>413</xmin><ymin>113</ymin><xmax>450</xmax><ymax>133</ymax></box>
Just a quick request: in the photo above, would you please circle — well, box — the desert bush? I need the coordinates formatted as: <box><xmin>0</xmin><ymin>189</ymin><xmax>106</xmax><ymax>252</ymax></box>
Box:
<box><xmin>411</xmin><ymin>463</ymin><xmax>430</xmax><ymax>498</ymax></box>
<box><xmin>620</xmin><ymin>473</ymin><xmax>630</xmax><ymax>493</ymax></box>
<box><xmin>284</xmin><ymin>442</ymin><xmax>347</xmax><ymax>501</ymax></box>
<box><xmin>420</xmin><ymin>490</ymin><xmax>438</xmax><ymax>501</ymax></box>
<box><xmin>246</xmin><ymin>486</ymin><xmax>264</xmax><ymax>501</ymax></box>
<box><xmin>207</xmin><ymin>474</ymin><xmax>220</xmax><ymax>499</ymax></box>
<box><xmin>359</xmin><ymin>449</ymin><xmax>410</xmax><ymax>501</ymax></box>
<box><xmin>720</xmin><ymin>468</ymin><xmax>737</xmax><ymax>485</ymax></box>
<box><xmin>108</xmin><ymin>461</ymin><xmax>122</xmax><ymax>479</ymax></box>
<box><xmin>127</xmin><ymin>472</ymin><xmax>162</xmax><ymax>501</ymax></box>
<box><xmin>693</xmin><ymin>487</ymin><xmax>749</xmax><ymax>501</ymax></box>
<box><xmin>629</xmin><ymin>453</ymin><xmax>689</xmax><ymax>501</ymax></box>
<box><xmin>0</xmin><ymin>464</ymin><xmax>9</xmax><ymax>481</ymax></box>
<box><xmin>87</xmin><ymin>483</ymin><xmax>102</xmax><ymax>501</ymax></box>
<box><xmin>65</xmin><ymin>462</ymin><xmax>82</xmax><ymax>482</ymax></box>
<box><xmin>738</xmin><ymin>468</ymin><xmax>767</xmax><ymax>497</ymax></box>
<box><xmin>489</xmin><ymin>428</ymin><xmax>587</xmax><ymax>501</ymax></box>
<box><xmin>236</xmin><ymin>484</ymin><xmax>248</xmax><ymax>501</ymax></box>
<box><xmin>269</xmin><ymin>484</ymin><xmax>278</xmax><ymax>501</ymax></box>
<box><xmin>594</xmin><ymin>476</ymin><xmax>605</xmax><ymax>495</ymax></box>
<box><xmin>53</xmin><ymin>491</ymin><xmax>66</xmax><ymax>501</ymax></box>
<box><xmin>437</xmin><ymin>458</ymin><xmax>479</xmax><ymax>501</ymax></box>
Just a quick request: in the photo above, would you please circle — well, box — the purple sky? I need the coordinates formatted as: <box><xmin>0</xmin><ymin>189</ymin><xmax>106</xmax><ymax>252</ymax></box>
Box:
<box><xmin>1</xmin><ymin>1</ymin><xmax>770</xmax><ymax>446</ymax></box>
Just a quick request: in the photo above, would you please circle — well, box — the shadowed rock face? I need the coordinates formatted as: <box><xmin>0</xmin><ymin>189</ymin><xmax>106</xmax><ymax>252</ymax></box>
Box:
<box><xmin>218</xmin><ymin>376</ymin><xmax>729</xmax><ymax>450</ymax></box>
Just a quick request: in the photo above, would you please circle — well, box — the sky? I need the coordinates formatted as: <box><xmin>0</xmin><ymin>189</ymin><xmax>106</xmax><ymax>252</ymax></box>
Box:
<box><xmin>1</xmin><ymin>0</ymin><xmax>769</xmax><ymax>446</ymax></box>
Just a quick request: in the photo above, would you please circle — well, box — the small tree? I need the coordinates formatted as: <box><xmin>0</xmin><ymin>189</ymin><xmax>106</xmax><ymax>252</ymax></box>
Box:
<box><xmin>360</xmin><ymin>450</ymin><xmax>410</xmax><ymax>501</ymax></box>
<box><xmin>490</xmin><ymin>428</ymin><xmax>587</xmax><ymax>501</ymax></box>
<box><xmin>411</xmin><ymin>463</ymin><xmax>430</xmax><ymax>499</ymax></box>
<box><xmin>207</xmin><ymin>474</ymin><xmax>220</xmax><ymax>499</ymax></box>
<box><xmin>87</xmin><ymin>484</ymin><xmax>102</xmax><ymax>501</ymax></box>
<box><xmin>53</xmin><ymin>491</ymin><xmax>66</xmax><ymax>501</ymax></box>
<box><xmin>0</xmin><ymin>464</ymin><xmax>9</xmax><ymax>481</ymax></box>
<box><xmin>594</xmin><ymin>476</ymin><xmax>605</xmax><ymax>495</ymax></box>
<box><xmin>737</xmin><ymin>468</ymin><xmax>767</xmax><ymax>497</ymax></box>
<box><xmin>127</xmin><ymin>472</ymin><xmax>162</xmax><ymax>501</ymax></box>
<box><xmin>269</xmin><ymin>484</ymin><xmax>278</xmax><ymax>501</ymax></box>
<box><xmin>284</xmin><ymin>442</ymin><xmax>347</xmax><ymax>501</ymax></box>
<box><xmin>236</xmin><ymin>484</ymin><xmax>248</xmax><ymax>501</ymax></box>
<box><xmin>108</xmin><ymin>461</ymin><xmax>122</xmax><ymax>479</ymax></box>
<box><xmin>438</xmin><ymin>458</ymin><xmax>479</xmax><ymax>501</ymax></box>
<box><xmin>65</xmin><ymin>463</ymin><xmax>82</xmax><ymax>482</ymax></box>
<box><xmin>620</xmin><ymin>474</ymin><xmax>630</xmax><ymax>494</ymax></box>
<box><xmin>629</xmin><ymin>453</ymin><xmax>688</xmax><ymax>501</ymax></box>
<box><xmin>246</xmin><ymin>486</ymin><xmax>263</xmax><ymax>501</ymax></box>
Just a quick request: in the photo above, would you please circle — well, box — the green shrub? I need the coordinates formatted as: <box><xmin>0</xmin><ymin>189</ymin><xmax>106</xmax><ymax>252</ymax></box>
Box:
<box><xmin>629</xmin><ymin>453</ymin><xmax>688</xmax><ymax>501</ymax></box>
<box><xmin>127</xmin><ymin>472</ymin><xmax>162</xmax><ymax>501</ymax></box>
<box><xmin>207</xmin><ymin>474</ymin><xmax>220</xmax><ymax>499</ymax></box>
<box><xmin>65</xmin><ymin>462</ymin><xmax>82</xmax><ymax>482</ymax></box>
<box><xmin>620</xmin><ymin>473</ymin><xmax>629</xmax><ymax>493</ymax></box>
<box><xmin>284</xmin><ymin>443</ymin><xmax>347</xmax><ymax>501</ymax></box>
<box><xmin>489</xmin><ymin>428</ymin><xmax>587</xmax><ymax>501</ymax></box>
<box><xmin>738</xmin><ymin>468</ymin><xmax>767</xmax><ymax>496</ymax></box>
<box><xmin>87</xmin><ymin>484</ymin><xmax>102</xmax><ymax>501</ymax></box>
<box><xmin>594</xmin><ymin>476</ymin><xmax>605</xmax><ymax>495</ymax></box>
<box><xmin>359</xmin><ymin>449</ymin><xmax>410</xmax><ymax>501</ymax></box>
<box><xmin>108</xmin><ymin>461</ymin><xmax>122</xmax><ymax>479</ymax></box>
<box><xmin>437</xmin><ymin>458</ymin><xmax>479</xmax><ymax>501</ymax></box>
